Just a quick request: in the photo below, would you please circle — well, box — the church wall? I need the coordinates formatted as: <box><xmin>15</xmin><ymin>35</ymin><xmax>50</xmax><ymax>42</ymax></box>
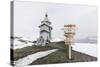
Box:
<box><xmin>40</xmin><ymin>25</ymin><xmax>49</xmax><ymax>32</ymax></box>
<box><xmin>40</xmin><ymin>32</ymin><xmax>50</xmax><ymax>41</ymax></box>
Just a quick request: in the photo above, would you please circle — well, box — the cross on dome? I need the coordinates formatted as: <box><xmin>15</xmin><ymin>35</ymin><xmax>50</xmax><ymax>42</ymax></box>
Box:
<box><xmin>43</xmin><ymin>13</ymin><xmax>49</xmax><ymax>21</ymax></box>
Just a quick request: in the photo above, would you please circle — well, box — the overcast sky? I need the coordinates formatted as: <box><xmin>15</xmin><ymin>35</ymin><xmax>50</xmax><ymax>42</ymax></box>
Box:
<box><xmin>14</xmin><ymin>1</ymin><xmax>98</xmax><ymax>41</ymax></box>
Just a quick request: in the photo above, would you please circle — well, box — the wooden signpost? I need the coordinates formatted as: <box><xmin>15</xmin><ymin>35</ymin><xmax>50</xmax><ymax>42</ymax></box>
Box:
<box><xmin>63</xmin><ymin>24</ymin><xmax>76</xmax><ymax>59</ymax></box>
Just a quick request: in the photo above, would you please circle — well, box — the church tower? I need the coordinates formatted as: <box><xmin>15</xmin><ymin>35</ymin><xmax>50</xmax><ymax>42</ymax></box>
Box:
<box><xmin>37</xmin><ymin>13</ymin><xmax>52</xmax><ymax>46</ymax></box>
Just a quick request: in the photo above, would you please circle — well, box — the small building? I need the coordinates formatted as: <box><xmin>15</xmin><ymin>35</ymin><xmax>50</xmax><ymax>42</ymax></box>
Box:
<box><xmin>36</xmin><ymin>13</ymin><xmax>52</xmax><ymax>46</ymax></box>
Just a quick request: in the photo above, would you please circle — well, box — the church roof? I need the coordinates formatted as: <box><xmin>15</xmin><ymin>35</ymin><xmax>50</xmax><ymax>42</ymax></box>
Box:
<box><xmin>40</xmin><ymin>30</ymin><xmax>50</xmax><ymax>33</ymax></box>
<box><xmin>39</xmin><ymin>23</ymin><xmax>52</xmax><ymax>29</ymax></box>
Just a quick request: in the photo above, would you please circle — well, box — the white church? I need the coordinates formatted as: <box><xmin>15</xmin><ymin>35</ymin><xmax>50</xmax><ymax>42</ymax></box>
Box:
<box><xmin>36</xmin><ymin>13</ymin><xmax>52</xmax><ymax>46</ymax></box>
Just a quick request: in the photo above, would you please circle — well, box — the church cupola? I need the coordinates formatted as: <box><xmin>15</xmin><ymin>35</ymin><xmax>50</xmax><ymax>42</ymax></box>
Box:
<box><xmin>41</xmin><ymin>13</ymin><xmax>51</xmax><ymax>25</ymax></box>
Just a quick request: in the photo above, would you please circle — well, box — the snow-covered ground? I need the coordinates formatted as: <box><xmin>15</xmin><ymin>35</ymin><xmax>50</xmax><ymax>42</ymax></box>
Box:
<box><xmin>72</xmin><ymin>43</ymin><xmax>97</xmax><ymax>57</ymax></box>
<box><xmin>14</xmin><ymin>38</ymin><xmax>97</xmax><ymax>57</ymax></box>
<box><xmin>13</xmin><ymin>39</ymin><xmax>97</xmax><ymax>66</ymax></box>
<box><xmin>14</xmin><ymin>40</ymin><xmax>34</xmax><ymax>49</ymax></box>
<box><xmin>51</xmin><ymin>38</ymin><xmax>97</xmax><ymax>57</ymax></box>
<box><xmin>13</xmin><ymin>37</ymin><xmax>35</xmax><ymax>49</ymax></box>
<box><xmin>14</xmin><ymin>49</ymin><xmax>58</xmax><ymax>66</ymax></box>
<box><xmin>13</xmin><ymin>37</ymin><xmax>63</xmax><ymax>49</ymax></box>
<box><xmin>13</xmin><ymin>37</ymin><xmax>97</xmax><ymax>57</ymax></box>
<box><xmin>51</xmin><ymin>38</ymin><xmax>63</xmax><ymax>42</ymax></box>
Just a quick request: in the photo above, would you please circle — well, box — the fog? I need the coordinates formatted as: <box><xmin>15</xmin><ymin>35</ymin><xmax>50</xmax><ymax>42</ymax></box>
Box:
<box><xmin>14</xmin><ymin>1</ymin><xmax>98</xmax><ymax>41</ymax></box>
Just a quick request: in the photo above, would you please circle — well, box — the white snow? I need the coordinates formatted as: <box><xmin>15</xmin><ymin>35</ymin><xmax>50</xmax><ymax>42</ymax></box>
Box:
<box><xmin>14</xmin><ymin>49</ymin><xmax>58</xmax><ymax>66</ymax></box>
<box><xmin>72</xmin><ymin>43</ymin><xmax>97</xmax><ymax>57</ymax></box>
<box><xmin>13</xmin><ymin>39</ymin><xmax>34</xmax><ymax>49</ymax></box>
<box><xmin>14</xmin><ymin>42</ymin><xmax>34</xmax><ymax>50</ymax></box>
<box><xmin>14</xmin><ymin>37</ymin><xmax>63</xmax><ymax>49</ymax></box>
<box><xmin>51</xmin><ymin>38</ymin><xmax>63</xmax><ymax>42</ymax></box>
<box><xmin>13</xmin><ymin>37</ymin><xmax>35</xmax><ymax>49</ymax></box>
